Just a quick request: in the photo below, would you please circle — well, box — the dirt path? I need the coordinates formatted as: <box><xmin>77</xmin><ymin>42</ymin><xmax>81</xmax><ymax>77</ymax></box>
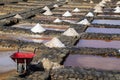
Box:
<box><xmin>0</xmin><ymin>70</ymin><xmax>17</xmax><ymax>80</ymax></box>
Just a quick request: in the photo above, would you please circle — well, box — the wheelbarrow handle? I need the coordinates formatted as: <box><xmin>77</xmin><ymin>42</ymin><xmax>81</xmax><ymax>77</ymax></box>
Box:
<box><xmin>34</xmin><ymin>48</ymin><xmax>38</xmax><ymax>54</ymax></box>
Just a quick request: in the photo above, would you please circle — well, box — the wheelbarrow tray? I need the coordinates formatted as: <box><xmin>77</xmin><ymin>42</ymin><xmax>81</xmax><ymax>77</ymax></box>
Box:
<box><xmin>10</xmin><ymin>52</ymin><xmax>35</xmax><ymax>64</ymax></box>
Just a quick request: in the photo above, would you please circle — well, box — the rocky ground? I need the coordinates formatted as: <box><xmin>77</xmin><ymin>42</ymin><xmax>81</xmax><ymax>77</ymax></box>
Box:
<box><xmin>0</xmin><ymin>0</ymin><xmax>120</xmax><ymax>80</ymax></box>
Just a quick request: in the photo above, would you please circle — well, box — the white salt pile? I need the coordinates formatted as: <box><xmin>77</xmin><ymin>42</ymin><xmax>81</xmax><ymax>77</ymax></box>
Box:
<box><xmin>94</xmin><ymin>5</ymin><xmax>101</xmax><ymax>9</ymax></box>
<box><xmin>114</xmin><ymin>9</ymin><xmax>120</xmax><ymax>13</ymax></box>
<box><xmin>53</xmin><ymin>18</ymin><xmax>62</xmax><ymax>23</ymax></box>
<box><xmin>90</xmin><ymin>0</ymin><xmax>94</xmax><ymax>3</ymax></box>
<box><xmin>44</xmin><ymin>37</ymin><xmax>65</xmax><ymax>48</ymax></box>
<box><xmin>118</xmin><ymin>49</ymin><xmax>120</xmax><ymax>53</ymax></box>
<box><xmin>98</xmin><ymin>0</ymin><xmax>107</xmax><ymax>7</ymax></box>
<box><xmin>14</xmin><ymin>14</ymin><xmax>22</xmax><ymax>19</ymax></box>
<box><xmin>99</xmin><ymin>2</ymin><xmax>106</xmax><ymax>7</ymax></box>
<box><xmin>114</xmin><ymin>6</ymin><xmax>120</xmax><ymax>13</ymax></box>
<box><xmin>94</xmin><ymin>5</ymin><xmax>103</xmax><ymax>13</ymax></box>
<box><xmin>105</xmin><ymin>0</ymin><xmax>111</xmax><ymax>2</ymax></box>
<box><xmin>101</xmin><ymin>0</ymin><xmax>106</xmax><ymax>4</ymax></box>
<box><xmin>77</xmin><ymin>19</ymin><xmax>90</xmax><ymax>25</ymax></box>
<box><xmin>43</xmin><ymin>9</ymin><xmax>53</xmax><ymax>16</ymax></box>
<box><xmin>62</xmin><ymin>20</ymin><xmax>76</xmax><ymax>24</ymax></box>
<box><xmin>116</xmin><ymin>1</ymin><xmax>120</xmax><ymax>5</ymax></box>
<box><xmin>114</xmin><ymin>6</ymin><xmax>120</xmax><ymax>10</ymax></box>
<box><xmin>53</xmin><ymin>4</ymin><xmax>59</xmax><ymax>7</ymax></box>
<box><xmin>43</xmin><ymin>6</ymin><xmax>50</xmax><ymax>11</ymax></box>
<box><xmin>94</xmin><ymin>9</ymin><xmax>103</xmax><ymax>13</ymax></box>
<box><xmin>73</xmin><ymin>8</ymin><xmax>80</xmax><ymax>12</ymax></box>
<box><xmin>62</xmin><ymin>11</ymin><xmax>72</xmax><ymax>17</ymax></box>
<box><xmin>86</xmin><ymin>12</ymin><xmax>94</xmax><ymax>17</ymax></box>
<box><xmin>63</xmin><ymin>28</ymin><xmax>79</xmax><ymax>36</ymax></box>
<box><xmin>31</xmin><ymin>23</ymin><xmax>46</xmax><ymax>33</ymax></box>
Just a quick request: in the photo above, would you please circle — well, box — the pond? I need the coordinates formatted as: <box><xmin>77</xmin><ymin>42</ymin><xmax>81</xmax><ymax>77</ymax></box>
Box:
<box><xmin>76</xmin><ymin>39</ymin><xmax>120</xmax><ymax>49</ymax></box>
<box><xmin>0</xmin><ymin>51</ymin><xmax>16</xmax><ymax>73</ymax></box>
<box><xmin>86</xmin><ymin>27</ymin><xmax>120</xmax><ymax>34</ymax></box>
<box><xmin>92</xmin><ymin>19</ymin><xmax>120</xmax><ymax>25</ymax></box>
<box><xmin>0</xmin><ymin>34</ymin><xmax>51</xmax><ymax>43</ymax></box>
<box><xmin>12</xmin><ymin>23</ymin><xmax>66</xmax><ymax>31</ymax></box>
<box><xmin>64</xmin><ymin>54</ymin><xmax>120</xmax><ymax>71</ymax></box>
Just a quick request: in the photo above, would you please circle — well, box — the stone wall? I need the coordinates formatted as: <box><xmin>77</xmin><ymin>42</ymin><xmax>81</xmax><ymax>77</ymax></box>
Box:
<box><xmin>81</xmin><ymin>33</ymin><xmax>120</xmax><ymax>40</ymax></box>
<box><xmin>51</xmin><ymin>67</ymin><xmax>120</xmax><ymax>80</ymax></box>
<box><xmin>70</xmin><ymin>47</ymin><xmax>119</xmax><ymax>57</ymax></box>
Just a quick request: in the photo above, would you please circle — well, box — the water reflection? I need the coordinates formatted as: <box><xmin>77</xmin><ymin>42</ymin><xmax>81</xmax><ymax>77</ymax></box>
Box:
<box><xmin>0</xmin><ymin>51</ymin><xmax>16</xmax><ymax>73</ymax></box>
<box><xmin>76</xmin><ymin>39</ymin><xmax>120</xmax><ymax>49</ymax></box>
<box><xmin>64</xmin><ymin>54</ymin><xmax>120</xmax><ymax>71</ymax></box>
<box><xmin>86</xmin><ymin>27</ymin><xmax>120</xmax><ymax>34</ymax></box>
<box><xmin>92</xmin><ymin>19</ymin><xmax>120</xmax><ymax>25</ymax></box>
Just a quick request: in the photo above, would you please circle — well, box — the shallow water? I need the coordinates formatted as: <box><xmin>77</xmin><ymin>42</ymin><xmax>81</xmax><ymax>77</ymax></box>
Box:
<box><xmin>12</xmin><ymin>24</ymin><xmax>66</xmax><ymax>31</ymax></box>
<box><xmin>0</xmin><ymin>51</ymin><xmax>16</xmax><ymax>73</ymax></box>
<box><xmin>64</xmin><ymin>54</ymin><xmax>120</xmax><ymax>71</ymax></box>
<box><xmin>0</xmin><ymin>34</ymin><xmax>50</xmax><ymax>43</ymax></box>
<box><xmin>92</xmin><ymin>19</ymin><xmax>120</xmax><ymax>25</ymax></box>
<box><xmin>86</xmin><ymin>27</ymin><xmax>120</xmax><ymax>34</ymax></box>
<box><xmin>76</xmin><ymin>39</ymin><xmax>120</xmax><ymax>49</ymax></box>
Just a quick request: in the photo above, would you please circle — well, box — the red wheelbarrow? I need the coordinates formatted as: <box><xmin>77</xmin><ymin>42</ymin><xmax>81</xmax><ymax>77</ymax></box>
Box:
<box><xmin>10</xmin><ymin>51</ymin><xmax>35</xmax><ymax>74</ymax></box>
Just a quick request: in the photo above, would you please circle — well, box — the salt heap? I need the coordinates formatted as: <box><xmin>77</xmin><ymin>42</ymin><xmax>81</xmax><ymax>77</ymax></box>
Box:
<box><xmin>14</xmin><ymin>14</ymin><xmax>22</xmax><ymax>19</ymax></box>
<box><xmin>99</xmin><ymin>2</ymin><xmax>106</xmax><ymax>7</ymax></box>
<box><xmin>105</xmin><ymin>0</ymin><xmax>111</xmax><ymax>2</ymax></box>
<box><xmin>73</xmin><ymin>8</ymin><xmax>80</xmax><ymax>12</ymax></box>
<box><xmin>114</xmin><ymin>6</ymin><xmax>120</xmax><ymax>10</ymax></box>
<box><xmin>44</xmin><ymin>37</ymin><xmax>65</xmax><ymax>48</ymax></box>
<box><xmin>98</xmin><ymin>0</ymin><xmax>107</xmax><ymax>7</ymax></box>
<box><xmin>116</xmin><ymin>1</ymin><xmax>120</xmax><ymax>5</ymax></box>
<box><xmin>63</xmin><ymin>28</ymin><xmax>79</xmax><ymax>36</ymax></box>
<box><xmin>94</xmin><ymin>9</ymin><xmax>103</xmax><ymax>13</ymax></box>
<box><xmin>43</xmin><ymin>9</ymin><xmax>53</xmax><ymax>16</ymax></box>
<box><xmin>94</xmin><ymin>5</ymin><xmax>103</xmax><ymax>13</ymax></box>
<box><xmin>101</xmin><ymin>0</ymin><xmax>106</xmax><ymax>4</ymax></box>
<box><xmin>90</xmin><ymin>0</ymin><xmax>94</xmax><ymax>3</ymax></box>
<box><xmin>53</xmin><ymin>4</ymin><xmax>59</xmax><ymax>7</ymax></box>
<box><xmin>114</xmin><ymin>6</ymin><xmax>120</xmax><ymax>13</ymax></box>
<box><xmin>62</xmin><ymin>11</ymin><xmax>72</xmax><ymax>17</ymax></box>
<box><xmin>77</xmin><ymin>19</ymin><xmax>90</xmax><ymax>25</ymax></box>
<box><xmin>43</xmin><ymin>6</ymin><xmax>50</xmax><ymax>11</ymax></box>
<box><xmin>118</xmin><ymin>49</ymin><xmax>120</xmax><ymax>53</ymax></box>
<box><xmin>53</xmin><ymin>18</ymin><xmax>62</xmax><ymax>23</ymax></box>
<box><xmin>114</xmin><ymin>8</ymin><xmax>120</xmax><ymax>13</ymax></box>
<box><xmin>31</xmin><ymin>23</ymin><xmax>46</xmax><ymax>33</ymax></box>
<box><xmin>86</xmin><ymin>12</ymin><xmax>94</xmax><ymax>17</ymax></box>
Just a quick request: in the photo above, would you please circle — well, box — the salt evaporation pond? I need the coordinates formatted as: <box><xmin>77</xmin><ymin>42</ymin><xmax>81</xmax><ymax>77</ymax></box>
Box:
<box><xmin>12</xmin><ymin>24</ymin><xmax>65</xmax><ymax>31</ymax></box>
<box><xmin>76</xmin><ymin>39</ymin><xmax>120</xmax><ymax>49</ymax></box>
<box><xmin>64</xmin><ymin>54</ymin><xmax>120</xmax><ymax>71</ymax></box>
<box><xmin>86</xmin><ymin>27</ymin><xmax>120</xmax><ymax>34</ymax></box>
<box><xmin>92</xmin><ymin>19</ymin><xmax>120</xmax><ymax>25</ymax></box>
<box><xmin>0</xmin><ymin>51</ymin><xmax>16</xmax><ymax>73</ymax></box>
<box><xmin>0</xmin><ymin>34</ymin><xmax>50</xmax><ymax>43</ymax></box>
